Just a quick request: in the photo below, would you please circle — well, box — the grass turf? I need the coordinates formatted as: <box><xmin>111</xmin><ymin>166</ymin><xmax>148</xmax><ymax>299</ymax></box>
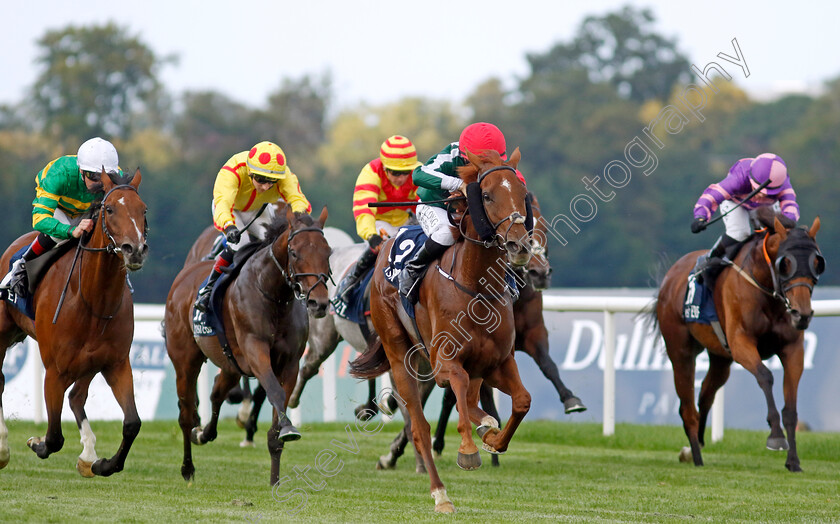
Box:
<box><xmin>0</xmin><ymin>419</ymin><xmax>838</xmax><ymax>522</ymax></box>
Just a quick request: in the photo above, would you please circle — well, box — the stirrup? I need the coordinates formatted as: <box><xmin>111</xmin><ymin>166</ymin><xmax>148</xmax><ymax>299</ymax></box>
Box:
<box><xmin>194</xmin><ymin>288</ymin><xmax>211</xmax><ymax>313</ymax></box>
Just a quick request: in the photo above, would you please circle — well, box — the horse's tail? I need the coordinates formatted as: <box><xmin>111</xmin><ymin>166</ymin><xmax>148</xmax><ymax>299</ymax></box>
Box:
<box><xmin>640</xmin><ymin>252</ymin><xmax>670</xmax><ymax>334</ymax></box>
<box><xmin>349</xmin><ymin>335</ymin><xmax>391</xmax><ymax>379</ymax></box>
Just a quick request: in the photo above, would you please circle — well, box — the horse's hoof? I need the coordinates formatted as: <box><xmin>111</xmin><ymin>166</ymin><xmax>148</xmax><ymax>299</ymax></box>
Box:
<box><xmin>375</xmin><ymin>456</ymin><xmax>394</xmax><ymax>470</ymax></box>
<box><xmin>435</xmin><ymin>501</ymin><xmax>456</xmax><ymax>513</ymax></box>
<box><xmin>766</xmin><ymin>437</ymin><xmax>789</xmax><ymax>451</ymax></box>
<box><xmin>416</xmin><ymin>464</ymin><xmax>427</xmax><ymax>474</ymax></box>
<box><xmin>190</xmin><ymin>427</ymin><xmax>204</xmax><ymax>445</ymax></box>
<box><xmin>456</xmin><ymin>451</ymin><xmax>481</xmax><ymax>470</ymax></box>
<box><xmin>786</xmin><ymin>462</ymin><xmax>803</xmax><ymax>473</ymax></box>
<box><xmin>235</xmin><ymin>417</ymin><xmax>246</xmax><ymax>429</ymax></box>
<box><xmin>76</xmin><ymin>458</ymin><xmax>95</xmax><ymax>477</ymax></box>
<box><xmin>354</xmin><ymin>405</ymin><xmax>375</xmax><ymax>422</ymax></box>
<box><xmin>239</xmin><ymin>439</ymin><xmax>255</xmax><ymax>448</ymax></box>
<box><xmin>0</xmin><ymin>449</ymin><xmax>9</xmax><ymax>469</ymax></box>
<box><xmin>431</xmin><ymin>488</ymin><xmax>455</xmax><ymax>513</ymax></box>
<box><xmin>279</xmin><ymin>426</ymin><xmax>301</xmax><ymax>442</ymax></box>
<box><xmin>26</xmin><ymin>436</ymin><xmax>42</xmax><ymax>449</ymax></box>
<box><xmin>481</xmin><ymin>442</ymin><xmax>505</xmax><ymax>455</ymax></box>
<box><xmin>476</xmin><ymin>424</ymin><xmax>496</xmax><ymax>439</ymax></box>
<box><xmin>564</xmin><ymin>397</ymin><xmax>587</xmax><ymax>414</ymax></box>
<box><xmin>679</xmin><ymin>446</ymin><xmax>692</xmax><ymax>463</ymax></box>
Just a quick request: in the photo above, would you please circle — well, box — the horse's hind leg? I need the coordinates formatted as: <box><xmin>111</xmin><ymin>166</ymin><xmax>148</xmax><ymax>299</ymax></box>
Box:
<box><xmin>697</xmin><ymin>353</ymin><xmax>732</xmax><ymax>448</ymax></box>
<box><xmin>27</xmin><ymin>368</ymin><xmax>70</xmax><ymax>460</ymax></box>
<box><xmin>355</xmin><ymin>379</ymin><xmax>380</xmax><ymax>421</ymax></box>
<box><xmin>289</xmin><ymin>314</ymin><xmax>340</xmax><ymax>409</ymax></box>
<box><xmin>67</xmin><ymin>377</ymin><xmax>98</xmax><ymax>477</ymax></box>
<box><xmin>192</xmin><ymin>370</ymin><xmax>240</xmax><ymax>445</ymax></box>
<box><xmin>377</xmin><ymin>378</ymin><xmax>432</xmax><ymax>473</ymax></box>
<box><xmin>91</xmin><ymin>359</ymin><xmax>141</xmax><ymax>477</ymax></box>
<box><xmin>668</xmin><ymin>342</ymin><xmax>703</xmax><ymax>466</ymax></box>
<box><xmin>431</xmin><ymin>386</ymin><xmax>455</xmax><ymax>457</ymax></box>
<box><xmin>241</xmin><ymin>383</ymin><xmax>266</xmax><ymax>447</ymax></box>
<box><xmin>478</xmin><ymin>384</ymin><xmax>501</xmax><ymax>467</ymax></box>
<box><xmin>522</xmin><ymin>326</ymin><xmax>586</xmax><ymax>413</ymax></box>
<box><xmin>174</xmin><ymin>353</ymin><xmax>203</xmax><ymax>481</ymax></box>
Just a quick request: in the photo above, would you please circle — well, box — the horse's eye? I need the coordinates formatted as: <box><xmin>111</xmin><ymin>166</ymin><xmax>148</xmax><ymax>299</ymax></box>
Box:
<box><xmin>105</xmin><ymin>205</ymin><xmax>114</xmax><ymax>215</ymax></box>
<box><xmin>482</xmin><ymin>192</ymin><xmax>491</xmax><ymax>202</ymax></box>
<box><xmin>289</xmin><ymin>249</ymin><xmax>297</xmax><ymax>259</ymax></box>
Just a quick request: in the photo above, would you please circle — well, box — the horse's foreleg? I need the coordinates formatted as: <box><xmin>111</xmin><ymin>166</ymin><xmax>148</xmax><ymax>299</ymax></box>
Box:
<box><xmin>697</xmin><ymin>353</ymin><xmax>731</xmax><ymax>448</ymax></box>
<box><xmin>91</xmin><ymin>359</ymin><xmax>140</xmax><ymax>477</ymax></box>
<box><xmin>478</xmin><ymin>383</ymin><xmax>501</xmax><ymax>467</ymax></box>
<box><xmin>28</xmin><ymin>368</ymin><xmax>68</xmax><ymax>459</ymax></box>
<box><xmin>734</xmin><ymin>341</ymin><xmax>786</xmax><ymax>451</ymax></box>
<box><xmin>481</xmin><ymin>355</ymin><xmax>531</xmax><ymax>455</ymax></box>
<box><xmin>354</xmin><ymin>379</ymin><xmax>380</xmax><ymax>421</ymax></box>
<box><xmin>0</xmin><ymin>347</ymin><xmax>9</xmax><ymax>469</ymax></box>
<box><xmin>779</xmin><ymin>345</ymin><xmax>804</xmax><ymax>472</ymax></box>
<box><xmin>431</xmin><ymin>386</ymin><xmax>456</xmax><ymax>457</ymax></box>
<box><xmin>175</xmin><ymin>356</ymin><xmax>203</xmax><ymax>482</ymax></box>
<box><xmin>522</xmin><ymin>328</ymin><xmax>586</xmax><ymax>413</ymax></box>
<box><xmin>68</xmin><ymin>377</ymin><xmax>97</xmax><ymax>477</ymax></box>
<box><xmin>445</xmin><ymin>365</ymin><xmax>481</xmax><ymax>470</ymax></box>
<box><xmin>193</xmin><ymin>369</ymin><xmax>239</xmax><ymax>445</ymax></box>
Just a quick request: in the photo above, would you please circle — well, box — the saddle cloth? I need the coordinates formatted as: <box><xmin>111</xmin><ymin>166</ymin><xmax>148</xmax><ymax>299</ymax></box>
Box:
<box><xmin>683</xmin><ymin>264</ymin><xmax>719</xmax><ymax>324</ymax></box>
<box><xmin>330</xmin><ymin>265</ymin><xmax>375</xmax><ymax>325</ymax></box>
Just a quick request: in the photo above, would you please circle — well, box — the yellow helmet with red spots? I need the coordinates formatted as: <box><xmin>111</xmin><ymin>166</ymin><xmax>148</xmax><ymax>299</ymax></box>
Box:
<box><xmin>379</xmin><ymin>135</ymin><xmax>421</xmax><ymax>172</ymax></box>
<box><xmin>247</xmin><ymin>141</ymin><xmax>288</xmax><ymax>179</ymax></box>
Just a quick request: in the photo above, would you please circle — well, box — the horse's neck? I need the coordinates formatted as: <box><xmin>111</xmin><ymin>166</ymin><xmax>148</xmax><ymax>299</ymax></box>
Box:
<box><xmin>744</xmin><ymin>235</ymin><xmax>773</xmax><ymax>284</ymax></box>
<box><xmin>254</xmin><ymin>235</ymin><xmax>294</xmax><ymax>302</ymax></box>
<box><xmin>79</xmin><ymin>230</ymin><xmax>126</xmax><ymax>303</ymax></box>
<box><xmin>452</xmin><ymin>240</ymin><xmax>509</xmax><ymax>295</ymax></box>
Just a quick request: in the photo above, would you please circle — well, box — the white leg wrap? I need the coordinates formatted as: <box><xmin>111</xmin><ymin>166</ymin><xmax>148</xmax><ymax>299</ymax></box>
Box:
<box><xmin>431</xmin><ymin>488</ymin><xmax>451</xmax><ymax>506</ymax></box>
<box><xmin>78</xmin><ymin>419</ymin><xmax>98</xmax><ymax>463</ymax></box>
<box><xmin>480</xmin><ymin>415</ymin><xmax>500</xmax><ymax>429</ymax></box>
<box><xmin>0</xmin><ymin>407</ymin><xmax>9</xmax><ymax>465</ymax></box>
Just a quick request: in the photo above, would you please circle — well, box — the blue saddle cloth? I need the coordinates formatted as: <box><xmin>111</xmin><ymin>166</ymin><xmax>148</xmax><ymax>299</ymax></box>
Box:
<box><xmin>192</xmin><ymin>273</ymin><xmax>217</xmax><ymax>337</ymax></box>
<box><xmin>383</xmin><ymin>226</ymin><xmax>428</xmax><ymax>319</ymax></box>
<box><xmin>331</xmin><ymin>266</ymin><xmax>375</xmax><ymax>324</ymax></box>
<box><xmin>0</xmin><ymin>248</ymin><xmax>35</xmax><ymax>320</ymax></box>
<box><xmin>684</xmin><ymin>264</ymin><xmax>719</xmax><ymax>324</ymax></box>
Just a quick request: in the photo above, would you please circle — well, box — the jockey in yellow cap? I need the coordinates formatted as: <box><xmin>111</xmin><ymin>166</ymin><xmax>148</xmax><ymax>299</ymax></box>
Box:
<box><xmin>336</xmin><ymin>135</ymin><xmax>421</xmax><ymax>300</ymax></box>
<box><xmin>195</xmin><ymin>141</ymin><xmax>312</xmax><ymax>312</ymax></box>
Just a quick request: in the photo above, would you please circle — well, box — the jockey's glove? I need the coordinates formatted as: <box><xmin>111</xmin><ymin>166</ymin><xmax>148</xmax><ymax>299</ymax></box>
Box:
<box><xmin>368</xmin><ymin>234</ymin><xmax>383</xmax><ymax>251</ymax></box>
<box><xmin>224</xmin><ymin>225</ymin><xmax>241</xmax><ymax>244</ymax></box>
<box><xmin>690</xmin><ymin>217</ymin><xmax>707</xmax><ymax>234</ymax></box>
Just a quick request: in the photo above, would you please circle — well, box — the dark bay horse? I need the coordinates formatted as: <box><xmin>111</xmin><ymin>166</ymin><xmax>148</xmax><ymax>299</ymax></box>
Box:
<box><xmin>0</xmin><ymin>170</ymin><xmax>148</xmax><ymax>476</ymax></box>
<box><xmin>351</xmin><ymin>149</ymin><xmax>533</xmax><ymax>513</ymax></box>
<box><xmin>653</xmin><ymin>212</ymin><xmax>823</xmax><ymax>471</ymax></box>
<box><xmin>164</xmin><ymin>207</ymin><xmax>331</xmax><ymax>485</ymax></box>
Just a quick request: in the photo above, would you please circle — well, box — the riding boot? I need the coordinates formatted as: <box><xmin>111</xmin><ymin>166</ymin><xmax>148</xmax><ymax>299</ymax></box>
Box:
<box><xmin>695</xmin><ymin>235</ymin><xmax>742</xmax><ymax>286</ymax></box>
<box><xmin>195</xmin><ymin>248</ymin><xmax>233</xmax><ymax>313</ymax></box>
<box><xmin>398</xmin><ymin>238</ymin><xmax>448</xmax><ymax>304</ymax></box>
<box><xmin>0</xmin><ymin>233</ymin><xmax>56</xmax><ymax>296</ymax></box>
<box><xmin>337</xmin><ymin>247</ymin><xmax>378</xmax><ymax>301</ymax></box>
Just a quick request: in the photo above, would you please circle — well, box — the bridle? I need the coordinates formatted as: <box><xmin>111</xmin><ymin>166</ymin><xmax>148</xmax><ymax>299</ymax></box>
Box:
<box><xmin>79</xmin><ymin>184</ymin><xmax>146</xmax><ymax>255</ymax></box>
<box><xmin>264</xmin><ymin>225</ymin><xmax>333</xmax><ymax>301</ymax></box>
<box><xmin>459</xmin><ymin>165</ymin><xmax>529</xmax><ymax>248</ymax></box>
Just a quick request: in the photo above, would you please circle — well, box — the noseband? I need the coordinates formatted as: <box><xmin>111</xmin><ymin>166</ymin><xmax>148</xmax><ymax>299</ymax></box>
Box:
<box><xmin>765</xmin><ymin>229</ymin><xmax>824</xmax><ymax>306</ymax></box>
<box><xmin>266</xmin><ymin>225</ymin><xmax>333</xmax><ymax>301</ymax></box>
<box><xmin>460</xmin><ymin>165</ymin><xmax>529</xmax><ymax>248</ymax></box>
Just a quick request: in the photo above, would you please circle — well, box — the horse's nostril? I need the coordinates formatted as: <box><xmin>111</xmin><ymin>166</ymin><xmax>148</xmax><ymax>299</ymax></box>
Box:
<box><xmin>121</xmin><ymin>244</ymin><xmax>133</xmax><ymax>255</ymax></box>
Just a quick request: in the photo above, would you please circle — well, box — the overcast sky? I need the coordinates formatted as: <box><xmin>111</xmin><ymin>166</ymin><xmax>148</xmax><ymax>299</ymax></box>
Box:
<box><xmin>3</xmin><ymin>1</ymin><xmax>837</xmax><ymax>110</ymax></box>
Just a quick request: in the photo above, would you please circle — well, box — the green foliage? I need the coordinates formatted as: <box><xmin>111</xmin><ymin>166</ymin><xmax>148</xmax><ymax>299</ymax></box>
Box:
<box><xmin>30</xmin><ymin>22</ymin><xmax>173</xmax><ymax>145</ymax></box>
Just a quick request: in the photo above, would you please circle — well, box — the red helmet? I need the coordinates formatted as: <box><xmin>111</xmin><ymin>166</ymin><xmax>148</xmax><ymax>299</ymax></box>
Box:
<box><xmin>459</xmin><ymin>122</ymin><xmax>506</xmax><ymax>160</ymax></box>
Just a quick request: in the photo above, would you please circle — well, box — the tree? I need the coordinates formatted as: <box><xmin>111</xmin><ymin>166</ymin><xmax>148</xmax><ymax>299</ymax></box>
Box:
<box><xmin>30</xmin><ymin>23</ymin><xmax>173</xmax><ymax>145</ymax></box>
<box><xmin>527</xmin><ymin>6</ymin><xmax>690</xmax><ymax>103</ymax></box>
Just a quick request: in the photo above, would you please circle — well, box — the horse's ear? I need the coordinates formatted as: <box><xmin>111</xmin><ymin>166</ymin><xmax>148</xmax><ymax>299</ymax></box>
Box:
<box><xmin>317</xmin><ymin>206</ymin><xmax>328</xmax><ymax>228</ymax></box>
<box><xmin>285</xmin><ymin>204</ymin><xmax>296</xmax><ymax>225</ymax></box>
<box><xmin>773</xmin><ymin>217</ymin><xmax>788</xmax><ymax>240</ymax></box>
<box><xmin>465</xmin><ymin>149</ymin><xmax>482</xmax><ymax>167</ymax></box>
<box><xmin>128</xmin><ymin>168</ymin><xmax>141</xmax><ymax>189</ymax></box>
<box><xmin>809</xmin><ymin>216</ymin><xmax>821</xmax><ymax>239</ymax></box>
<box><xmin>506</xmin><ymin>147</ymin><xmax>521</xmax><ymax>169</ymax></box>
<box><xmin>101</xmin><ymin>167</ymin><xmax>115</xmax><ymax>192</ymax></box>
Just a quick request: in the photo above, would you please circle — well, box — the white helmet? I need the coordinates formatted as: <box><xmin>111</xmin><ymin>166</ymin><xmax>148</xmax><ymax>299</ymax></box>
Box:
<box><xmin>77</xmin><ymin>137</ymin><xmax>119</xmax><ymax>174</ymax></box>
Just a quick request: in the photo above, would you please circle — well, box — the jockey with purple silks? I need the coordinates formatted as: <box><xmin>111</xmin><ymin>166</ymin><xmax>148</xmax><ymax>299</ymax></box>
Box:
<box><xmin>690</xmin><ymin>153</ymin><xmax>799</xmax><ymax>280</ymax></box>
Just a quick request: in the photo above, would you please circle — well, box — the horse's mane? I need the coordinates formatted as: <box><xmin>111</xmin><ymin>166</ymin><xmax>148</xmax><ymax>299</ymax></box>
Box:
<box><xmin>456</xmin><ymin>150</ymin><xmax>506</xmax><ymax>184</ymax></box>
<box><xmin>261</xmin><ymin>210</ymin><xmax>292</xmax><ymax>246</ymax></box>
<box><xmin>752</xmin><ymin>207</ymin><xmax>796</xmax><ymax>230</ymax></box>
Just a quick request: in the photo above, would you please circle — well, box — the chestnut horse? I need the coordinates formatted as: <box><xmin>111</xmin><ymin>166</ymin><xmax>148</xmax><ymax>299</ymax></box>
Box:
<box><xmin>653</xmin><ymin>211</ymin><xmax>823</xmax><ymax>471</ymax></box>
<box><xmin>164</xmin><ymin>207</ymin><xmax>331</xmax><ymax>485</ymax></box>
<box><xmin>351</xmin><ymin>149</ymin><xmax>533</xmax><ymax>513</ymax></box>
<box><xmin>379</xmin><ymin>195</ymin><xmax>585</xmax><ymax>470</ymax></box>
<box><xmin>0</xmin><ymin>170</ymin><xmax>148</xmax><ymax>476</ymax></box>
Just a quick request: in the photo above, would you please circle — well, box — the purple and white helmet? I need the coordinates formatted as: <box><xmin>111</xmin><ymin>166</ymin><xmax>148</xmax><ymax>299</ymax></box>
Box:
<box><xmin>749</xmin><ymin>153</ymin><xmax>788</xmax><ymax>195</ymax></box>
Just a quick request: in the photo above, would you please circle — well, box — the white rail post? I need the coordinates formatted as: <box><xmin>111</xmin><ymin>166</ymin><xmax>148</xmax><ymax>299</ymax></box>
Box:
<box><xmin>603</xmin><ymin>310</ymin><xmax>616</xmax><ymax>436</ymax></box>
<box><xmin>198</xmin><ymin>363</ymin><xmax>211</xmax><ymax>423</ymax></box>
<box><xmin>322</xmin><ymin>352</ymin><xmax>336</xmax><ymax>422</ymax></box>
<box><xmin>711</xmin><ymin>386</ymin><xmax>724</xmax><ymax>442</ymax></box>
<box><xmin>30</xmin><ymin>338</ymin><xmax>43</xmax><ymax>424</ymax></box>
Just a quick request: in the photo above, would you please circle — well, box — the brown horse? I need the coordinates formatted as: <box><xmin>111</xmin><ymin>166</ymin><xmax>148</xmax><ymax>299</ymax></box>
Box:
<box><xmin>653</xmin><ymin>211</ymin><xmax>823</xmax><ymax>471</ymax></box>
<box><xmin>164</xmin><ymin>206</ymin><xmax>330</xmax><ymax>485</ymax></box>
<box><xmin>0</xmin><ymin>170</ymin><xmax>148</xmax><ymax>476</ymax></box>
<box><xmin>351</xmin><ymin>149</ymin><xmax>533</xmax><ymax>513</ymax></box>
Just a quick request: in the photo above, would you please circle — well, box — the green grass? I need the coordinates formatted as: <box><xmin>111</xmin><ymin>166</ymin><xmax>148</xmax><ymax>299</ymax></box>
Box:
<box><xmin>1</xmin><ymin>418</ymin><xmax>838</xmax><ymax>522</ymax></box>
